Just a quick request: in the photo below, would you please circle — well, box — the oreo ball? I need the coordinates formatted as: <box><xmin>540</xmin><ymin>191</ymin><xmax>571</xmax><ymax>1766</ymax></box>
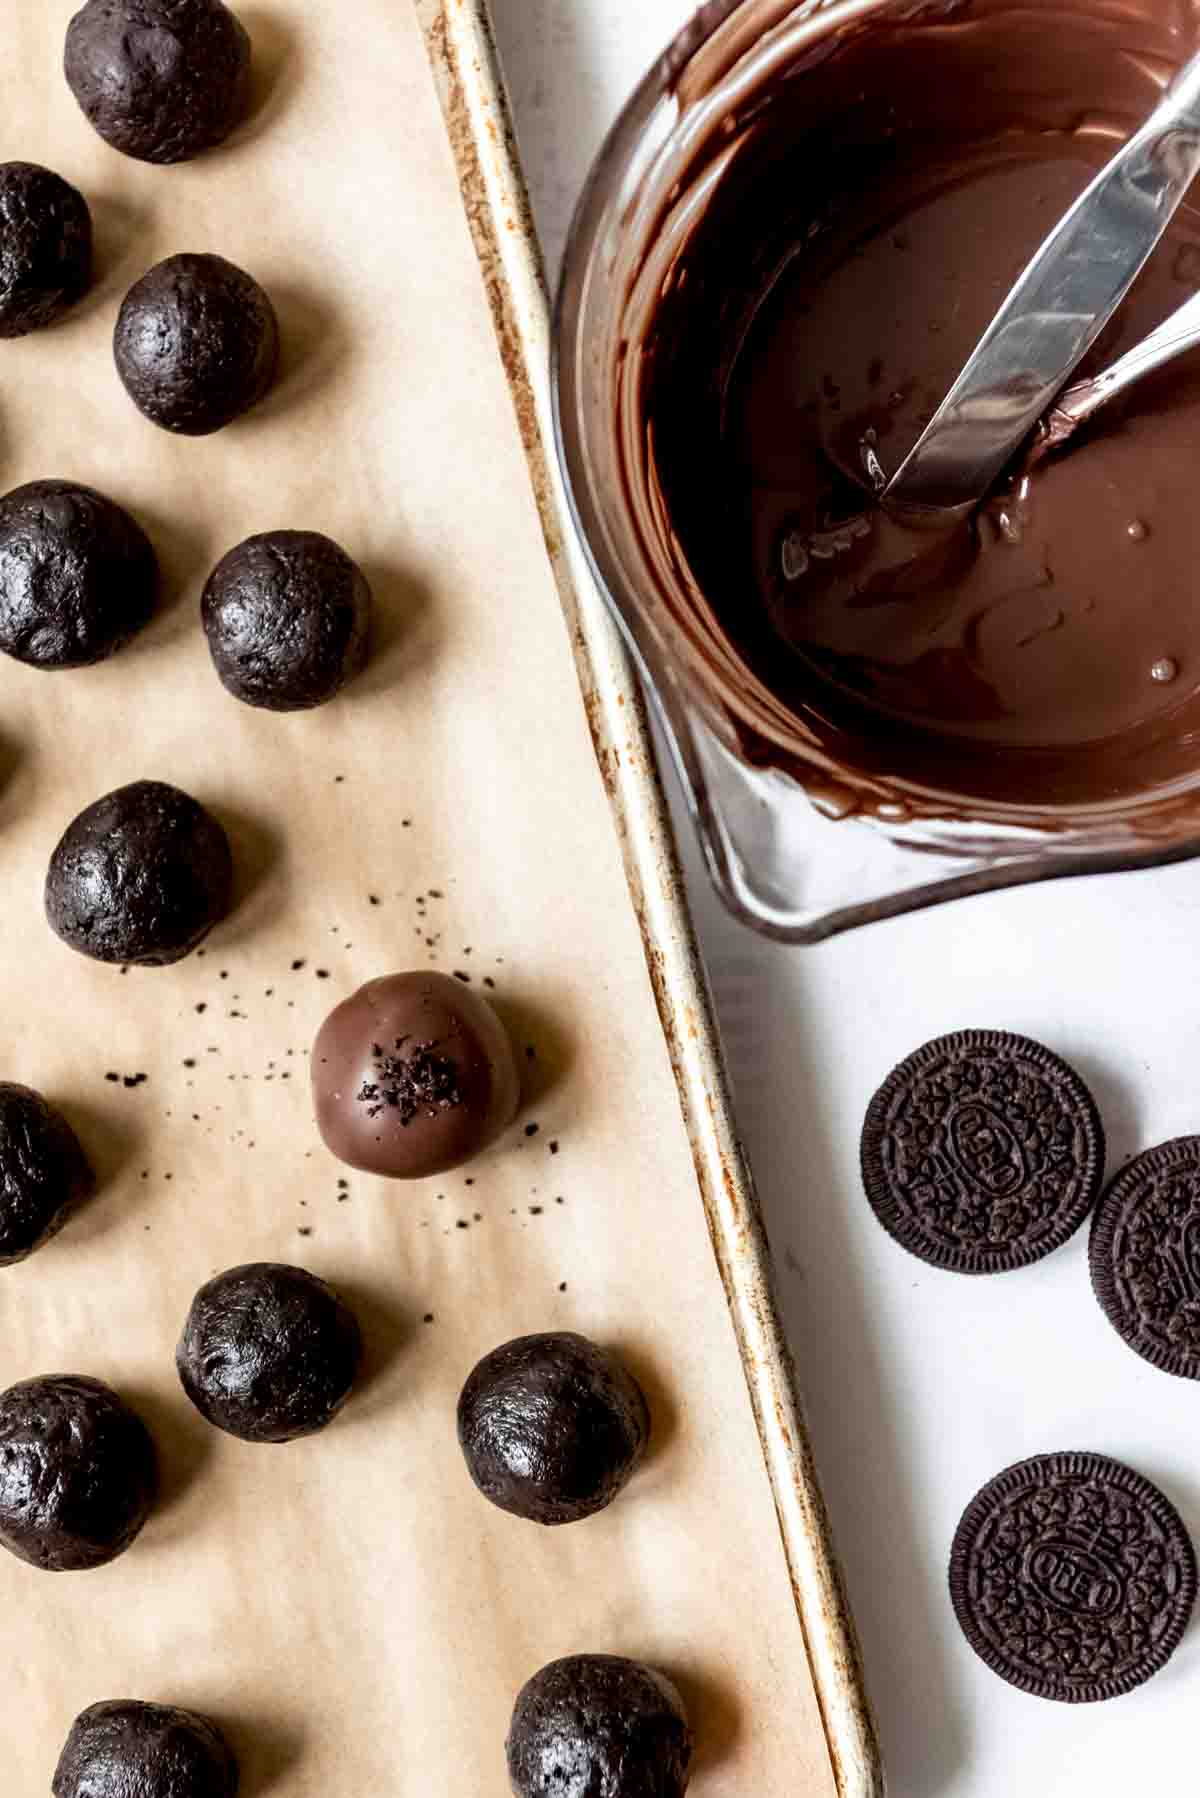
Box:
<box><xmin>202</xmin><ymin>530</ymin><xmax>372</xmax><ymax>710</ymax></box>
<box><xmin>53</xmin><ymin>1700</ymin><xmax>237</xmax><ymax>1798</ymax></box>
<box><xmin>0</xmin><ymin>1084</ymin><xmax>94</xmax><ymax>1266</ymax></box>
<box><xmin>0</xmin><ymin>1375</ymin><xmax>156</xmax><ymax>1570</ymax></box>
<box><xmin>177</xmin><ymin>1262</ymin><xmax>363</xmax><ymax>1442</ymax></box>
<box><xmin>64</xmin><ymin>0</ymin><xmax>251</xmax><ymax>165</ymax></box>
<box><xmin>114</xmin><ymin>254</ymin><xmax>278</xmax><ymax>435</ymax></box>
<box><xmin>507</xmin><ymin>1656</ymin><xmax>693</xmax><ymax>1798</ymax></box>
<box><xmin>0</xmin><ymin>480</ymin><xmax>157</xmax><ymax>669</ymax></box>
<box><xmin>458</xmin><ymin>1333</ymin><xmax>650</xmax><ymax>1524</ymax></box>
<box><xmin>312</xmin><ymin>972</ymin><xmax>521</xmax><ymax>1179</ymax></box>
<box><xmin>0</xmin><ymin>162</ymin><xmax>92</xmax><ymax>337</ymax></box>
<box><xmin>45</xmin><ymin>779</ymin><xmax>233</xmax><ymax>967</ymax></box>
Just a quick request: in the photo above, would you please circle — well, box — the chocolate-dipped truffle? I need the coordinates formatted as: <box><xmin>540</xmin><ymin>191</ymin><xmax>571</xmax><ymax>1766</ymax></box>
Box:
<box><xmin>176</xmin><ymin>1262</ymin><xmax>362</xmax><ymax>1443</ymax></box>
<box><xmin>458</xmin><ymin>1332</ymin><xmax>650</xmax><ymax>1525</ymax></box>
<box><xmin>0</xmin><ymin>162</ymin><xmax>91</xmax><ymax>337</ymax></box>
<box><xmin>312</xmin><ymin>972</ymin><xmax>520</xmax><ymax>1179</ymax></box>
<box><xmin>0</xmin><ymin>1084</ymin><xmax>93</xmax><ymax>1266</ymax></box>
<box><xmin>0</xmin><ymin>1375</ymin><xmax>155</xmax><ymax>1570</ymax></box>
<box><xmin>507</xmin><ymin>1656</ymin><xmax>693</xmax><ymax>1798</ymax></box>
<box><xmin>114</xmin><ymin>254</ymin><xmax>278</xmax><ymax>435</ymax></box>
<box><xmin>0</xmin><ymin>480</ymin><xmax>157</xmax><ymax>668</ymax></box>
<box><xmin>53</xmin><ymin>1700</ymin><xmax>237</xmax><ymax>1798</ymax></box>
<box><xmin>202</xmin><ymin>530</ymin><xmax>372</xmax><ymax>710</ymax></box>
<box><xmin>64</xmin><ymin>0</ymin><xmax>251</xmax><ymax>165</ymax></box>
<box><xmin>45</xmin><ymin>779</ymin><xmax>233</xmax><ymax>967</ymax></box>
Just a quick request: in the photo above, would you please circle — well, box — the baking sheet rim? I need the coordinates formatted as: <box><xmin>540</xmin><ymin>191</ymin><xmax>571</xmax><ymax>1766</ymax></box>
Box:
<box><xmin>411</xmin><ymin>5</ymin><xmax>886</xmax><ymax>1794</ymax></box>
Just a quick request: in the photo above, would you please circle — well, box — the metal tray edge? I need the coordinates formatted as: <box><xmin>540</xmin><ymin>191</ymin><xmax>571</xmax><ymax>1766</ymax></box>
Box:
<box><xmin>411</xmin><ymin>6</ymin><xmax>885</xmax><ymax>1793</ymax></box>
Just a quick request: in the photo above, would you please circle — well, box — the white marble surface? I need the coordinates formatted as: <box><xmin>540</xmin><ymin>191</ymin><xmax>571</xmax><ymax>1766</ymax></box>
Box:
<box><xmin>485</xmin><ymin>5</ymin><xmax>1200</xmax><ymax>1793</ymax></box>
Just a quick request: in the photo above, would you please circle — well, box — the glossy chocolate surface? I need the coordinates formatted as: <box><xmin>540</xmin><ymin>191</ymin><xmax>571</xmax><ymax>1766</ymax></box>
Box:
<box><xmin>312</xmin><ymin>972</ymin><xmax>520</xmax><ymax>1179</ymax></box>
<box><xmin>644</xmin><ymin>0</ymin><xmax>1200</xmax><ymax>812</ymax></box>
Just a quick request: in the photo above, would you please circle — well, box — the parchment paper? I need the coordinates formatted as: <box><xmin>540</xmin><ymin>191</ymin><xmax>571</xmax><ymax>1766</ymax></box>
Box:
<box><xmin>1</xmin><ymin>6</ymin><xmax>838</xmax><ymax>1792</ymax></box>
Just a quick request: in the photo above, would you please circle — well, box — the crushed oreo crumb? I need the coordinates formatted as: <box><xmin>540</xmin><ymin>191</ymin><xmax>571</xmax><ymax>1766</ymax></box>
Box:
<box><xmin>357</xmin><ymin>1039</ymin><xmax>462</xmax><ymax>1126</ymax></box>
<box><xmin>525</xmin><ymin>1123</ymin><xmax>539</xmax><ymax>1138</ymax></box>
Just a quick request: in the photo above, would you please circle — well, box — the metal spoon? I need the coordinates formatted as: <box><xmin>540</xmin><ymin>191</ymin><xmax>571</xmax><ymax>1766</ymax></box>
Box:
<box><xmin>1037</xmin><ymin>284</ymin><xmax>1200</xmax><ymax>453</ymax></box>
<box><xmin>883</xmin><ymin>45</ymin><xmax>1200</xmax><ymax>522</ymax></box>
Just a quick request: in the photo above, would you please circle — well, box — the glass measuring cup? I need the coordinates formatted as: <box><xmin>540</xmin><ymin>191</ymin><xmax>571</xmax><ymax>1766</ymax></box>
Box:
<box><xmin>552</xmin><ymin>0</ymin><xmax>1200</xmax><ymax>942</ymax></box>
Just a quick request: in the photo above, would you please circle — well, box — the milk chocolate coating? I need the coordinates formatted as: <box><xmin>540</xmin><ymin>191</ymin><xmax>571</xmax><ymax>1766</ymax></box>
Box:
<box><xmin>458</xmin><ymin>1332</ymin><xmax>650</xmax><ymax>1524</ymax></box>
<box><xmin>53</xmin><ymin>1700</ymin><xmax>237</xmax><ymax>1798</ymax></box>
<box><xmin>114</xmin><ymin>254</ymin><xmax>278</xmax><ymax>435</ymax></box>
<box><xmin>0</xmin><ymin>1085</ymin><xmax>94</xmax><ymax>1267</ymax></box>
<box><xmin>45</xmin><ymin>779</ymin><xmax>233</xmax><ymax>967</ymax></box>
<box><xmin>643</xmin><ymin>0</ymin><xmax>1200</xmax><ymax>813</ymax></box>
<box><xmin>0</xmin><ymin>480</ymin><xmax>157</xmax><ymax>668</ymax></box>
<box><xmin>312</xmin><ymin>972</ymin><xmax>521</xmax><ymax>1179</ymax></box>
<box><xmin>177</xmin><ymin>1262</ymin><xmax>363</xmax><ymax>1442</ymax></box>
<box><xmin>64</xmin><ymin>0</ymin><xmax>251</xmax><ymax>165</ymax></box>
<box><xmin>202</xmin><ymin>530</ymin><xmax>372</xmax><ymax>710</ymax></box>
<box><xmin>0</xmin><ymin>162</ymin><xmax>91</xmax><ymax>337</ymax></box>
<box><xmin>507</xmin><ymin>1656</ymin><xmax>693</xmax><ymax>1798</ymax></box>
<box><xmin>0</xmin><ymin>1375</ymin><xmax>155</xmax><ymax>1571</ymax></box>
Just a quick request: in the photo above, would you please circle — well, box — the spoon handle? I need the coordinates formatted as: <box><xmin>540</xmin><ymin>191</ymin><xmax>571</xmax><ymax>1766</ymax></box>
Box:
<box><xmin>1045</xmin><ymin>286</ymin><xmax>1200</xmax><ymax>442</ymax></box>
<box><xmin>885</xmin><ymin>48</ymin><xmax>1200</xmax><ymax>519</ymax></box>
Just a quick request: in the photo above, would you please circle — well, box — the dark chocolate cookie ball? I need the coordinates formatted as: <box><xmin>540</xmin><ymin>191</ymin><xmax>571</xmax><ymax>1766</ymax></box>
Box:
<box><xmin>507</xmin><ymin>1656</ymin><xmax>693</xmax><ymax>1798</ymax></box>
<box><xmin>0</xmin><ymin>1375</ymin><xmax>156</xmax><ymax>1571</ymax></box>
<box><xmin>0</xmin><ymin>162</ymin><xmax>92</xmax><ymax>337</ymax></box>
<box><xmin>177</xmin><ymin>1262</ymin><xmax>363</xmax><ymax>1443</ymax></box>
<box><xmin>312</xmin><ymin>972</ymin><xmax>521</xmax><ymax>1179</ymax></box>
<box><xmin>0</xmin><ymin>480</ymin><xmax>157</xmax><ymax>669</ymax></box>
<box><xmin>45</xmin><ymin>779</ymin><xmax>233</xmax><ymax>967</ymax></box>
<box><xmin>458</xmin><ymin>1333</ymin><xmax>650</xmax><ymax>1525</ymax></box>
<box><xmin>114</xmin><ymin>254</ymin><xmax>278</xmax><ymax>435</ymax></box>
<box><xmin>202</xmin><ymin>530</ymin><xmax>372</xmax><ymax>711</ymax></box>
<box><xmin>64</xmin><ymin>0</ymin><xmax>251</xmax><ymax>165</ymax></box>
<box><xmin>53</xmin><ymin>1700</ymin><xmax>237</xmax><ymax>1798</ymax></box>
<box><xmin>0</xmin><ymin>1084</ymin><xmax>93</xmax><ymax>1266</ymax></box>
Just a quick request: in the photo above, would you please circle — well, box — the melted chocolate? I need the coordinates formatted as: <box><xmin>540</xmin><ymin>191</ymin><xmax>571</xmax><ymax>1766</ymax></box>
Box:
<box><xmin>643</xmin><ymin>0</ymin><xmax>1200</xmax><ymax>813</ymax></box>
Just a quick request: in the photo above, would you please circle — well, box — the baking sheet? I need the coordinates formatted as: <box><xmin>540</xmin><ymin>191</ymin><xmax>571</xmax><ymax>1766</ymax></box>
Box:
<box><xmin>2</xmin><ymin>4</ymin><xmax>837</xmax><ymax>1792</ymax></box>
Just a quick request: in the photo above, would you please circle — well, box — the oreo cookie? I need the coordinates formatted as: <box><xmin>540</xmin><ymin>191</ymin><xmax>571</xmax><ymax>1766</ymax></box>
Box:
<box><xmin>861</xmin><ymin>1031</ymin><xmax>1105</xmax><ymax>1273</ymax></box>
<box><xmin>1089</xmin><ymin>1136</ymin><xmax>1200</xmax><ymax>1378</ymax></box>
<box><xmin>949</xmin><ymin>1452</ymin><xmax>1195</xmax><ymax>1703</ymax></box>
